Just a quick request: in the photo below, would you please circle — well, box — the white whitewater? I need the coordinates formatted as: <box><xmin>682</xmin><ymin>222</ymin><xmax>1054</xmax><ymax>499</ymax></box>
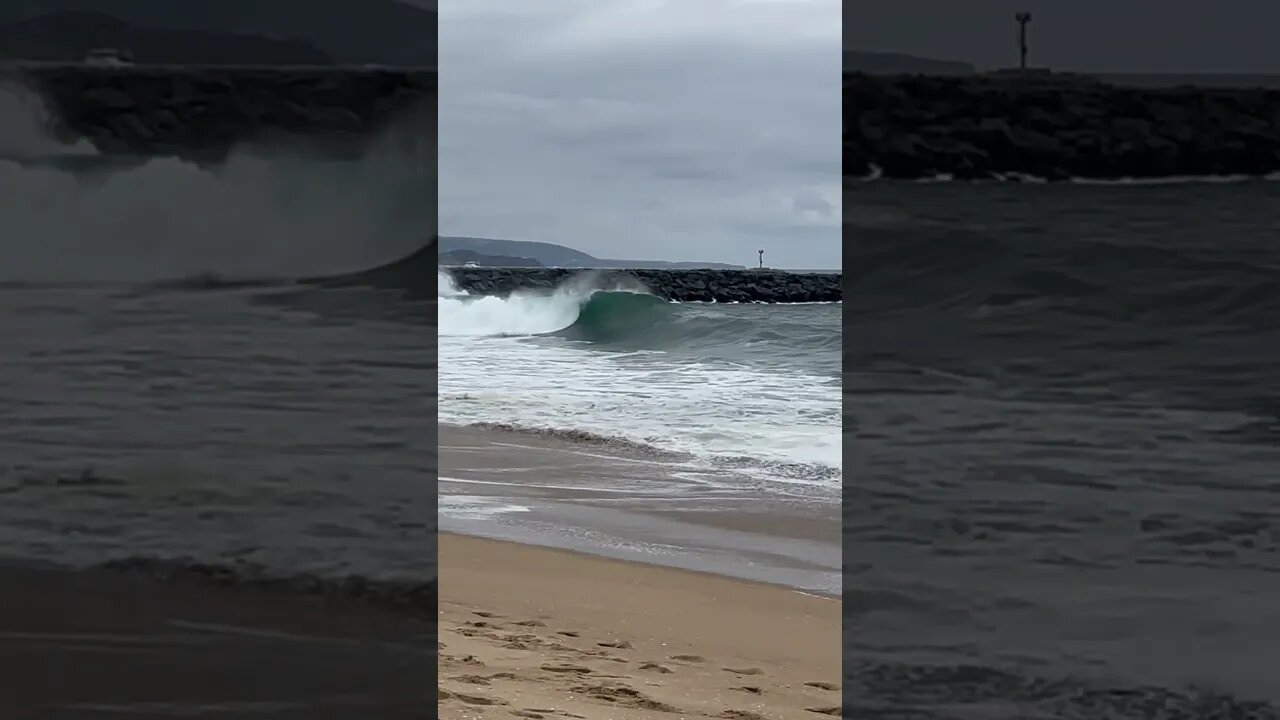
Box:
<box><xmin>0</xmin><ymin>81</ymin><xmax>431</xmax><ymax>284</ymax></box>
<box><xmin>438</xmin><ymin>271</ymin><xmax>586</xmax><ymax>337</ymax></box>
<box><xmin>437</xmin><ymin>270</ymin><xmax>842</xmax><ymax>489</ymax></box>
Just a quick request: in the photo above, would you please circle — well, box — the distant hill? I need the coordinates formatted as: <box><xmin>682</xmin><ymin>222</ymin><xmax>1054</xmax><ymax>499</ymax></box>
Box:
<box><xmin>0</xmin><ymin>0</ymin><xmax>435</xmax><ymax>66</ymax></box>
<box><xmin>0</xmin><ymin>11</ymin><xmax>332</xmax><ymax>65</ymax></box>
<box><xmin>845</xmin><ymin>50</ymin><xmax>974</xmax><ymax>75</ymax></box>
<box><xmin>439</xmin><ymin>237</ymin><xmax>744</xmax><ymax>270</ymax></box>
<box><xmin>439</xmin><ymin>249</ymin><xmax>543</xmax><ymax>268</ymax></box>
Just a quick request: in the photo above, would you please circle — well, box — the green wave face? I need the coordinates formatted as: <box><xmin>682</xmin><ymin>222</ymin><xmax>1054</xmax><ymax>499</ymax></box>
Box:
<box><xmin>554</xmin><ymin>290</ymin><xmax>671</xmax><ymax>343</ymax></box>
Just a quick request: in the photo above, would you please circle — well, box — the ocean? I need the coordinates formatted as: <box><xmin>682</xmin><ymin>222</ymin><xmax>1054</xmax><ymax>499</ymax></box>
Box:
<box><xmin>437</xmin><ymin>269</ymin><xmax>843</xmax><ymax>591</ymax></box>
<box><xmin>848</xmin><ymin>180</ymin><xmax>1280</xmax><ymax>718</ymax></box>
<box><xmin>0</xmin><ymin>87</ymin><xmax>438</xmax><ymax>585</ymax></box>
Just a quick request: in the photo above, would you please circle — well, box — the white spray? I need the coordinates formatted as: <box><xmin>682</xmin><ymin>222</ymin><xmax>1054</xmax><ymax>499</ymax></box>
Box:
<box><xmin>437</xmin><ymin>269</ymin><xmax>652</xmax><ymax>337</ymax></box>
<box><xmin>437</xmin><ymin>270</ymin><xmax>591</xmax><ymax>337</ymax></box>
<box><xmin>0</xmin><ymin>81</ymin><xmax>435</xmax><ymax>284</ymax></box>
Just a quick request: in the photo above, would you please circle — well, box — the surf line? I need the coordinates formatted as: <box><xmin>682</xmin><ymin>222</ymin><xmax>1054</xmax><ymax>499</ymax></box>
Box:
<box><xmin>792</xmin><ymin>590</ymin><xmax>839</xmax><ymax>601</ymax></box>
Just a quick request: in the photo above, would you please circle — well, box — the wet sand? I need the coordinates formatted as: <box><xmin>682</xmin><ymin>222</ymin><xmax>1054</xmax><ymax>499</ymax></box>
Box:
<box><xmin>438</xmin><ymin>423</ymin><xmax>841</xmax><ymax>594</ymax></box>
<box><xmin>0</xmin><ymin>562</ymin><xmax>432</xmax><ymax>719</ymax></box>
<box><xmin>439</xmin><ymin>533</ymin><xmax>840</xmax><ymax>719</ymax></box>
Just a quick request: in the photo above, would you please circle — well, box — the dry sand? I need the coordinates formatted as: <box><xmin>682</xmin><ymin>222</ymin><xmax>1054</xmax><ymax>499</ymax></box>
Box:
<box><xmin>439</xmin><ymin>533</ymin><xmax>841</xmax><ymax>720</ymax></box>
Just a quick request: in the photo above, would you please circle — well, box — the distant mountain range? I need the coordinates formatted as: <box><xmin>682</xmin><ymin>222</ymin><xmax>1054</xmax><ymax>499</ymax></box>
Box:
<box><xmin>845</xmin><ymin>50</ymin><xmax>975</xmax><ymax>75</ymax></box>
<box><xmin>439</xmin><ymin>237</ymin><xmax>744</xmax><ymax>270</ymax></box>
<box><xmin>0</xmin><ymin>11</ymin><xmax>333</xmax><ymax>64</ymax></box>
<box><xmin>439</xmin><ymin>249</ymin><xmax>544</xmax><ymax>268</ymax></box>
<box><xmin>0</xmin><ymin>0</ymin><xmax>435</xmax><ymax>66</ymax></box>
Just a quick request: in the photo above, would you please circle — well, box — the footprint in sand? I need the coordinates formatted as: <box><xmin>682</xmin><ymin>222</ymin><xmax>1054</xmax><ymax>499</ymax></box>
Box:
<box><xmin>473</xmin><ymin>611</ymin><xmax>502</xmax><ymax>618</ymax></box>
<box><xmin>513</xmin><ymin>619</ymin><xmax>547</xmax><ymax>627</ymax></box>
<box><xmin>441</xmin><ymin>689</ymin><xmax>507</xmax><ymax>706</ymax></box>
<box><xmin>540</xmin><ymin>664</ymin><xmax>593</xmax><ymax>674</ymax></box>
<box><xmin>557</xmin><ymin>630</ymin><xmax>581</xmax><ymax>637</ymax></box>
<box><xmin>451</xmin><ymin>674</ymin><xmax>491</xmax><ymax>686</ymax></box>
<box><xmin>454</xmin><ymin>655</ymin><xmax>485</xmax><ymax>667</ymax></box>
<box><xmin>805</xmin><ymin>707</ymin><xmax>842</xmax><ymax>716</ymax></box>
<box><xmin>722</xmin><ymin>667</ymin><xmax>764</xmax><ymax>676</ymax></box>
<box><xmin>570</xmin><ymin>684</ymin><xmax>677</xmax><ymax>712</ymax></box>
<box><xmin>669</xmin><ymin>654</ymin><xmax>705</xmax><ymax>663</ymax></box>
<box><xmin>510</xmin><ymin>712</ymin><xmax>545</xmax><ymax>719</ymax></box>
<box><xmin>597</xmin><ymin>640</ymin><xmax>632</xmax><ymax>649</ymax></box>
<box><xmin>732</xmin><ymin>686</ymin><xmax>763</xmax><ymax>694</ymax></box>
<box><xmin>805</xmin><ymin>681</ymin><xmax>838</xmax><ymax>691</ymax></box>
<box><xmin>638</xmin><ymin>663</ymin><xmax>673</xmax><ymax>674</ymax></box>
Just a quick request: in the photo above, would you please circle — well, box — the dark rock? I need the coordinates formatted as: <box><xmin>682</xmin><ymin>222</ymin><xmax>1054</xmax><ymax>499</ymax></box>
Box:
<box><xmin>3</xmin><ymin>63</ymin><xmax>434</xmax><ymax>161</ymax></box>
<box><xmin>81</xmin><ymin>85</ymin><xmax>135</xmax><ymax>111</ymax></box>
<box><xmin>846</xmin><ymin>72</ymin><xmax>1280</xmax><ymax>180</ymax></box>
<box><xmin>446</xmin><ymin>268</ymin><xmax>841</xmax><ymax>304</ymax></box>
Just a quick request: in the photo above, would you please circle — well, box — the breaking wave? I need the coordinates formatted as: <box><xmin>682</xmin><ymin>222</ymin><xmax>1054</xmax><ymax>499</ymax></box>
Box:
<box><xmin>0</xmin><ymin>80</ymin><xmax>433</xmax><ymax>285</ymax></box>
<box><xmin>439</xmin><ymin>269</ymin><xmax>842</xmax><ymax>356</ymax></box>
<box><xmin>437</xmin><ymin>270</ymin><xmax>663</xmax><ymax>339</ymax></box>
<box><xmin>438</xmin><ymin>268</ymin><xmax>842</xmax><ymax>481</ymax></box>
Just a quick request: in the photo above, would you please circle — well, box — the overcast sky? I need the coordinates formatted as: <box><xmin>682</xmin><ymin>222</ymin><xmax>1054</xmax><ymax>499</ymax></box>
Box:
<box><xmin>439</xmin><ymin>0</ymin><xmax>840</xmax><ymax>269</ymax></box>
<box><xmin>847</xmin><ymin>0</ymin><xmax>1280</xmax><ymax>73</ymax></box>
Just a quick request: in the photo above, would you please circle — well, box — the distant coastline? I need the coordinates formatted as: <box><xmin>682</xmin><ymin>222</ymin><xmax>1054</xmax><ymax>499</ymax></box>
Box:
<box><xmin>0</xmin><ymin>2</ymin><xmax>436</xmax><ymax>66</ymax></box>
<box><xmin>0</xmin><ymin>11</ymin><xmax>333</xmax><ymax>65</ymax></box>
<box><xmin>844</xmin><ymin>50</ymin><xmax>974</xmax><ymax>75</ymax></box>
<box><xmin>439</xmin><ymin>236</ymin><xmax>746</xmax><ymax>270</ymax></box>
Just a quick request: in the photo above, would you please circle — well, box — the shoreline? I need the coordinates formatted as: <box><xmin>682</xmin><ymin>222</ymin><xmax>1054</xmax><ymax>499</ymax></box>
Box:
<box><xmin>438</xmin><ymin>532</ymin><xmax>840</xmax><ymax>719</ymax></box>
<box><xmin>440</xmin><ymin>532</ymin><xmax>837</xmax><ymax>604</ymax></box>
<box><xmin>438</xmin><ymin>422</ymin><xmax>841</xmax><ymax>596</ymax></box>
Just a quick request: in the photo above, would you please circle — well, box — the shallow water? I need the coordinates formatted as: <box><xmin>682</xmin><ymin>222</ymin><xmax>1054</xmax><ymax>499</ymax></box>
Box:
<box><xmin>0</xmin><ymin>83</ymin><xmax>437</xmax><ymax>582</ymax></box>
<box><xmin>438</xmin><ymin>424</ymin><xmax>841</xmax><ymax>594</ymax></box>
<box><xmin>0</xmin><ymin>283</ymin><xmax>438</xmax><ymax>580</ymax></box>
<box><xmin>847</xmin><ymin>181</ymin><xmax>1280</xmax><ymax>717</ymax></box>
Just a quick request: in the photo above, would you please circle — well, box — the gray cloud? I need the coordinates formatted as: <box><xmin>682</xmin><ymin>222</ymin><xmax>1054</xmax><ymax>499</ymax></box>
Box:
<box><xmin>846</xmin><ymin>0</ymin><xmax>1280</xmax><ymax>73</ymax></box>
<box><xmin>440</xmin><ymin>0</ymin><xmax>841</xmax><ymax>269</ymax></box>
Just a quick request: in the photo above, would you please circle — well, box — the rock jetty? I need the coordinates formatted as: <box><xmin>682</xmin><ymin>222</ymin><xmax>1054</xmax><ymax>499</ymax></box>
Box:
<box><xmin>445</xmin><ymin>267</ymin><xmax>842</xmax><ymax>303</ymax></box>
<box><xmin>5</xmin><ymin>63</ymin><xmax>433</xmax><ymax>160</ymax></box>
<box><xmin>846</xmin><ymin>72</ymin><xmax>1280</xmax><ymax>180</ymax></box>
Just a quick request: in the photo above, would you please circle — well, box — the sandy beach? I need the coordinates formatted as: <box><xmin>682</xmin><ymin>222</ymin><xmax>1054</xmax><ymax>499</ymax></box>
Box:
<box><xmin>0</xmin><ymin>562</ymin><xmax>433</xmax><ymax>719</ymax></box>
<box><xmin>439</xmin><ymin>533</ymin><xmax>840</xmax><ymax>719</ymax></box>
